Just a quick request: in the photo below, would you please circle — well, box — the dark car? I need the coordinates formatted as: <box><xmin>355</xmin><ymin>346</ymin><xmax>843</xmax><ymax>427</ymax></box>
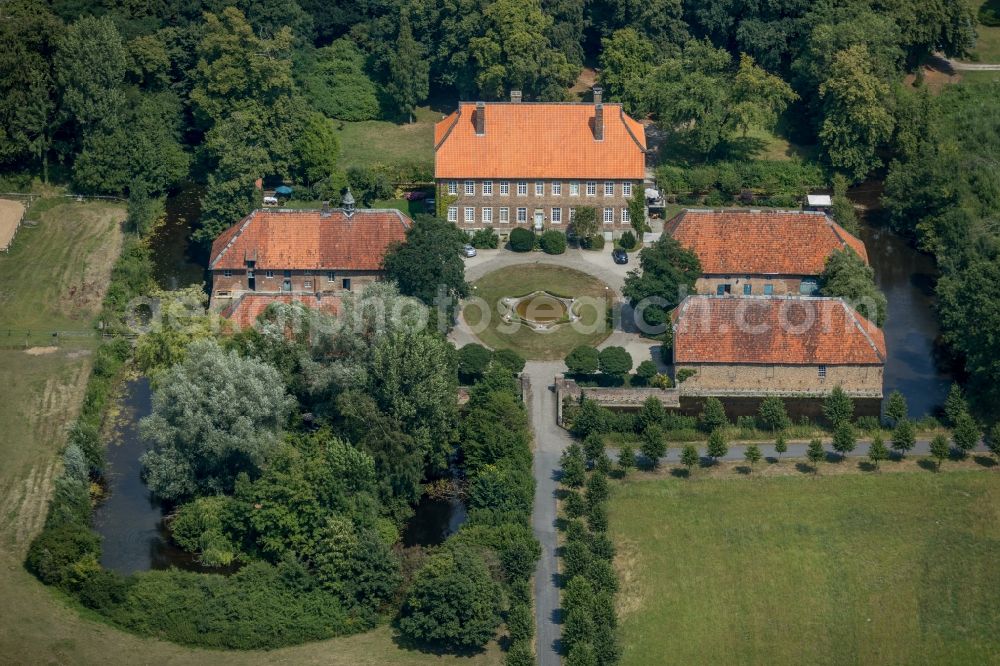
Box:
<box><xmin>612</xmin><ymin>248</ymin><xmax>629</xmax><ymax>265</ymax></box>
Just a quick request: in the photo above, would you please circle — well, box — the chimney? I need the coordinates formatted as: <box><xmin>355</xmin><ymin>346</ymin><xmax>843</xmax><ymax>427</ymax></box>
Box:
<box><xmin>593</xmin><ymin>86</ymin><xmax>603</xmax><ymax>105</ymax></box>
<box><xmin>510</xmin><ymin>90</ymin><xmax>522</xmax><ymax>103</ymax></box>
<box><xmin>594</xmin><ymin>103</ymin><xmax>604</xmax><ymax>141</ymax></box>
<box><xmin>474</xmin><ymin>101</ymin><xmax>485</xmax><ymax>136</ymax></box>
<box><xmin>320</xmin><ymin>200</ymin><xmax>332</xmax><ymax>218</ymax></box>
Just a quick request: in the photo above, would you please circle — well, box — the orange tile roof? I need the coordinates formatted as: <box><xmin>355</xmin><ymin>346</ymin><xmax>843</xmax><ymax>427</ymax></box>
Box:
<box><xmin>209</xmin><ymin>208</ymin><xmax>411</xmax><ymax>271</ymax></box>
<box><xmin>672</xmin><ymin>296</ymin><xmax>886</xmax><ymax>365</ymax></box>
<box><xmin>434</xmin><ymin>102</ymin><xmax>646</xmax><ymax>179</ymax></box>
<box><xmin>221</xmin><ymin>293</ymin><xmax>341</xmax><ymax>330</ymax></box>
<box><xmin>665</xmin><ymin>209</ymin><xmax>868</xmax><ymax>276</ymax></box>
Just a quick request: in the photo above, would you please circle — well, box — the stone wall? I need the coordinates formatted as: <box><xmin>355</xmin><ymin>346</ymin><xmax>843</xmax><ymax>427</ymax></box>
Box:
<box><xmin>555</xmin><ymin>377</ymin><xmax>680</xmax><ymax>424</ymax></box>
<box><xmin>695</xmin><ymin>275</ymin><xmax>808</xmax><ymax>296</ymax></box>
<box><xmin>675</xmin><ymin>363</ymin><xmax>883</xmax><ymax>398</ymax></box>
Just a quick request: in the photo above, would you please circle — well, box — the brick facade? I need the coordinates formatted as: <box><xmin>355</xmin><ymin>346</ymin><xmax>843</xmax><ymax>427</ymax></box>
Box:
<box><xmin>695</xmin><ymin>275</ymin><xmax>814</xmax><ymax>297</ymax></box>
<box><xmin>674</xmin><ymin>363</ymin><xmax>884</xmax><ymax>398</ymax></box>
<box><xmin>439</xmin><ymin>178</ymin><xmax>640</xmax><ymax>235</ymax></box>
<box><xmin>211</xmin><ymin>268</ymin><xmax>381</xmax><ymax>300</ymax></box>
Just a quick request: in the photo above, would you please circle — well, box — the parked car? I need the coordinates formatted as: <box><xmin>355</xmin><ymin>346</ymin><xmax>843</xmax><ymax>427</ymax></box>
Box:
<box><xmin>425</xmin><ymin>197</ymin><xmax>436</xmax><ymax>211</ymax></box>
<box><xmin>612</xmin><ymin>248</ymin><xmax>629</xmax><ymax>264</ymax></box>
<box><xmin>463</xmin><ymin>244</ymin><xmax>477</xmax><ymax>258</ymax></box>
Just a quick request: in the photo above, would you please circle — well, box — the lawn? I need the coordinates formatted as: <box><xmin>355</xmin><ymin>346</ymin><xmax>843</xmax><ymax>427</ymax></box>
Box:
<box><xmin>610</xmin><ymin>471</ymin><xmax>1000</xmax><ymax>666</ymax></box>
<box><xmin>335</xmin><ymin>105</ymin><xmax>438</xmax><ymax>171</ymax></box>
<box><xmin>463</xmin><ymin>264</ymin><xmax>613</xmax><ymax>360</ymax></box>
<box><xmin>0</xmin><ymin>200</ymin><xmax>502</xmax><ymax>665</ymax></box>
<box><xmin>967</xmin><ymin>0</ymin><xmax>1000</xmax><ymax>62</ymax></box>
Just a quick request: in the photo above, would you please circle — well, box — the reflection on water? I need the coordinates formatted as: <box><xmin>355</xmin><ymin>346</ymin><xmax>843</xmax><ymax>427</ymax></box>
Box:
<box><xmin>91</xmin><ymin>378</ymin><xmax>233</xmax><ymax>575</ymax></box>
<box><xmin>858</xmin><ymin>210</ymin><xmax>953</xmax><ymax>419</ymax></box>
<box><xmin>402</xmin><ymin>494</ymin><xmax>468</xmax><ymax>548</ymax></box>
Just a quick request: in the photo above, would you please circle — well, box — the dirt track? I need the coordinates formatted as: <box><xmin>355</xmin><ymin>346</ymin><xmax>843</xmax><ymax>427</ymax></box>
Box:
<box><xmin>0</xmin><ymin>199</ymin><xmax>25</xmax><ymax>251</ymax></box>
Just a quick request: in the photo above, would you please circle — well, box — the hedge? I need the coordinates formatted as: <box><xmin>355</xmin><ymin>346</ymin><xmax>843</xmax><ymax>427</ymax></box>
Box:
<box><xmin>539</xmin><ymin>230</ymin><xmax>567</xmax><ymax>254</ymax></box>
<box><xmin>509</xmin><ymin>228</ymin><xmax>535</xmax><ymax>252</ymax></box>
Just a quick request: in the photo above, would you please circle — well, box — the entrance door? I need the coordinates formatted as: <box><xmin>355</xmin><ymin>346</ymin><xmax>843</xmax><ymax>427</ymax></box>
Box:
<box><xmin>533</xmin><ymin>210</ymin><xmax>544</xmax><ymax>231</ymax></box>
<box><xmin>247</xmin><ymin>270</ymin><xmax>255</xmax><ymax>291</ymax></box>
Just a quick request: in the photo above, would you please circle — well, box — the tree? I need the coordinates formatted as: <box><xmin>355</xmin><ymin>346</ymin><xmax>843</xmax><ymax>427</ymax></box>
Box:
<box><xmin>457</xmin><ymin>344</ymin><xmax>493</xmax><ymax>383</ymax></box>
<box><xmin>943</xmin><ymin>383</ymin><xmax>967</xmax><ymax>427</ymax></box>
<box><xmin>492</xmin><ymin>348</ymin><xmax>525</xmax><ymax>374</ymax></box>
<box><xmin>54</xmin><ymin>15</ymin><xmax>127</xmax><ymax>139</ymax></box>
<box><xmin>929</xmin><ymin>434</ymin><xmax>950</xmax><ymax>471</ymax></box>
<box><xmin>585</xmin><ymin>469</ymin><xmax>610</xmax><ymax>510</ymax></box>
<box><xmin>758</xmin><ymin>396</ymin><xmax>790</xmax><ymax>431</ymax></box>
<box><xmin>832</xmin><ymin>422</ymin><xmax>856</xmax><ymax>460</ymax></box>
<box><xmin>623</xmin><ymin>234</ymin><xmax>701</xmax><ymax>327</ymax></box>
<box><xmin>299</xmin><ymin>39</ymin><xmax>380</xmax><ymax>122</ymax></box>
<box><xmin>638</xmin><ymin>395</ymin><xmax>666</xmax><ymax>431</ymax></box>
<box><xmin>139</xmin><ymin>340</ymin><xmax>294</xmax><ymax>501</ymax></box>
<box><xmin>468</xmin><ymin>0</ymin><xmax>577</xmax><ymax>100</ymax></box>
<box><xmin>618</xmin><ymin>443</ymin><xmax>635</xmax><ymax>477</ymax></box>
<box><xmin>539</xmin><ymin>230</ymin><xmax>567</xmax><ymax>254</ymax></box>
<box><xmin>565</xmin><ymin>345</ymin><xmax>600</xmax><ymax>375</ymax></box>
<box><xmin>681</xmin><ymin>444</ymin><xmax>699</xmax><ymax>474</ymax></box>
<box><xmin>598</xmin><ymin>346</ymin><xmax>633</xmax><ymax>378</ymax></box>
<box><xmin>823</xmin><ymin>386</ymin><xmax>854</xmax><ymax>428</ymax></box>
<box><xmin>560</xmin><ymin>443</ymin><xmax>587</xmax><ymax>488</ymax></box>
<box><xmin>386</xmin><ymin>11</ymin><xmax>428</xmax><ymax>122</ymax></box>
<box><xmin>383</xmin><ymin>215</ymin><xmax>469</xmax><ymax>308</ymax></box>
<box><xmin>635</xmin><ymin>360</ymin><xmax>657</xmax><ymax>385</ymax></box>
<box><xmin>293</xmin><ymin>111</ymin><xmax>339</xmax><ymax>186</ymax></box>
<box><xmin>570</xmin><ymin>206</ymin><xmax>600</xmax><ymax>244</ymax></box>
<box><xmin>885</xmin><ymin>390</ymin><xmax>908</xmax><ymax>427</ymax></box>
<box><xmin>641</xmin><ymin>425</ymin><xmax>666</xmax><ymax>468</ymax></box>
<box><xmin>398</xmin><ymin>546</ymin><xmax>502</xmax><ymax>650</ymax></box>
<box><xmin>817</xmin><ymin>45</ymin><xmax>894</xmax><ymax>180</ymax></box>
<box><xmin>774</xmin><ymin>434</ymin><xmax>788</xmax><ymax>461</ymax></box>
<box><xmin>987</xmin><ymin>423</ymin><xmax>1000</xmax><ymax>463</ymax></box>
<box><xmin>744</xmin><ymin>443</ymin><xmax>762</xmax><ymax>472</ymax></box>
<box><xmin>627</xmin><ymin>189</ymin><xmax>647</xmax><ymax>237</ymax></box>
<box><xmin>868</xmin><ymin>433</ymin><xmax>889</xmax><ymax>471</ymax></box>
<box><xmin>509</xmin><ymin>227</ymin><xmax>535</xmax><ymax>252</ymax></box>
<box><xmin>699</xmin><ymin>397</ymin><xmax>728</xmax><ymax>433</ymax></box>
<box><xmin>830</xmin><ymin>173</ymin><xmax>860</xmax><ymax>235</ymax></box>
<box><xmin>583</xmin><ymin>433</ymin><xmax>606</xmax><ymax>467</ymax></box>
<box><xmin>707</xmin><ymin>429</ymin><xmax>727</xmax><ymax>464</ymax></box>
<box><xmin>892</xmin><ymin>419</ymin><xmax>916</xmax><ymax>458</ymax></box>
<box><xmin>598</xmin><ymin>29</ymin><xmax>657</xmax><ymax>115</ymax></box>
<box><xmin>952</xmin><ymin>410</ymin><xmax>981</xmax><ymax>456</ymax></box>
<box><xmin>807</xmin><ymin>439</ymin><xmax>825</xmax><ymax>473</ymax></box>
<box><xmin>819</xmin><ymin>248</ymin><xmax>887</xmax><ymax>327</ymax></box>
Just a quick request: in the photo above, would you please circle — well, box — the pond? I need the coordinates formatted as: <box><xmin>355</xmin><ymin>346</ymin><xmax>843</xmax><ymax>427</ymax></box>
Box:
<box><xmin>149</xmin><ymin>184</ymin><xmax>207</xmax><ymax>291</ymax></box>
<box><xmin>90</xmin><ymin>377</ymin><xmax>231</xmax><ymax>575</ymax></box>
<box><xmin>402</xmin><ymin>493</ymin><xmax>468</xmax><ymax>548</ymax></box>
<box><xmin>854</xmin><ymin>190</ymin><xmax>953</xmax><ymax>419</ymax></box>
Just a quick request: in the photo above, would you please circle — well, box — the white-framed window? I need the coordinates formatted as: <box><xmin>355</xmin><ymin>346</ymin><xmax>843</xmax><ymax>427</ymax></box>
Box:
<box><xmin>482</xmin><ymin>207</ymin><xmax>493</xmax><ymax>224</ymax></box>
<box><xmin>265</xmin><ymin>270</ymin><xmax>274</xmax><ymax>278</ymax></box>
<box><xmin>499</xmin><ymin>207</ymin><xmax>510</xmax><ymax>224</ymax></box>
<box><xmin>517</xmin><ymin>181</ymin><xmax>528</xmax><ymax>196</ymax></box>
<box><xmin>223</xmin><ymin>269</ymin><xmax>232</xmax><ymax>277</ymax></box>
<box><xmin>464</xmin><ymin>207</ymin><xmax>475</xmax><ymax>223</ymax></box>
<box><xmin>551</xmin><ymin>208</ymin><xmax>562</xmax><ymax>224</ymax></box>
<box><xmin>621</xmin><ymin>207</ymin><xmax>630</xmax><ymax>223</ymax></box>
<box><xmin>500</xmin><ymin>181</ymin><xmax>510</xmax><ymax>196</ymax></box>
<box><xmin>482</xmin><ymin>180</ymin><xmax>493</xmax><ymax>196</ymax></box>
<box><xmin>552</xmin><ymin>182</ymin><xmax>562</xmax><ymax>196</ymax></box>
<box><xmin>327</xmin><ymin>271</ymin><xmax>336</xmax><ymax>282</ymax></box>
<box><xmin>570</xmin><ymin>181</ymin><xmax>580</xmax><ymax>196</ymax></box>
<box><xmin>516</xmin><ymin>207</ymin><xmax>527</xmax><ymax>223</ymax></box>
<box><xmin>534</xmin><ymin>182</ymin><xmax>544</xmax><ymax>196</ymax></box>
<box><xmin>464</xmin><ymin>180</ymin><xmax>475</xmax><ymax>195</ymax></box>
<box><xmin>604</xmin><ymin>181</ymin><xmax>614</xmax><ymax>196</ymax></box>
<box><xmin>603</xmin><ymin>207</ymin><xmax>614</xmax><ymax>224</ymax></box>
<box><xmin>447</xmin><ymin>181</ymin><xmax>458</xmax><ymax>195</ymax></box>
<box><xmin>304</xmin><ymin>279</ymin><xmax>313</xmax><ymax>289</ymax></box>
<box><xmin>623</xmin><ymin>181</ymin><xmax>633</xmax><ymax>197</ymax></box>
<box><xmin>569</xmin><ymin>208</ymin><xmax>576</xmax><ymax>221</ymax></box>
<box><xmin>818</xmin><ymin>365</ymin><xmax>827</xmax><ymax>379</ymax></box>
<box><xmin>586</xmin><ymin>181</ymin><xmax>597</xmax><ymax>196</ymax></box>
<box><xmin>447</xmin><ymin>206</ymin><xmax>458</xmax><ymax>222</ymax></box>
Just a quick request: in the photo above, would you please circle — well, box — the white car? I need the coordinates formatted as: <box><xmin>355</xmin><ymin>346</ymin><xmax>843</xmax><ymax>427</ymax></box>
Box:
<box><xmin>463</xmin><ymin>244</ymin><xmax>477</xmax><ymax>257</ymax></box>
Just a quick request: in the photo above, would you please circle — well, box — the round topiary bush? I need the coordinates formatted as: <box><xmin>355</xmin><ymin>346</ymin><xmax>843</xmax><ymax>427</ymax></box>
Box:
<box><xmin>619</xmin><ymin>230</ymin><xmax>636</xmax><ymax>250</ymax></box>
<box><xmin>509</xmin><ymin>228</ymin><xmax>535</xmax><ymax>252</ymax></box>
<box><xmin>539</xmin><ymin>230</ymin><xmax>566</xmax><ymax>254</ymax></box>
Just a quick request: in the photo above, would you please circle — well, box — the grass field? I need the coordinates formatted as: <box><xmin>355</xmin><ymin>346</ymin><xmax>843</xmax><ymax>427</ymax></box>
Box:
<box><xmin>610</xmin><ymin>471</ymin><xmax>1000</xmax><ymax>665</ymax></box>
<box><xmin>336</xmin><ymin>106</ymin><xmax>438</xmax><ymax>170</ymax></box>
<box><xmin>0</xmin><ymin>200</ymin><xmax>502</xmax><ymax>665</ymax></box>
<box><xmin>968</xmin><ymin>0</ymin><xmax>1000</xmax><ymax>61</ymax></box>
<box><xmin>463</xmin><ymin>264</ymin><xmax>613</xmax><ymax>360</ymax></box>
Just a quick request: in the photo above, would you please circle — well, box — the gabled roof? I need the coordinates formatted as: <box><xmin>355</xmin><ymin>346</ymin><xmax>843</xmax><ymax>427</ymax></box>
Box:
<box><xmin>434</xmin><ymin>102</ymin><xmax>646</xmax><ymax>180</ymax></box>
<box><xmin>672</xmin><ymin>296</ymin><xmax>886</xmax><ymax>366</ymax></box>
<box><xmin>221</xmin><ymin>294</ymin><xmax>342</xmax><ymax>330</ymax></box>
<box><xmin>209</xmin><ymin>208</ymin><xmax>410</xmax><ymax>271</ymax></box>
<box><xmin>664</xmin><ymin>209</ymin><xmax>868</xmax><ymax>276</ymax></box>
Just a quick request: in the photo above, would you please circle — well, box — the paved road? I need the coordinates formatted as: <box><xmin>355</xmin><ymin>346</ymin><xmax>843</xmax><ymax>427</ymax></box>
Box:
<box><xmin>609</xmin><ymin>438</ymin><xmax>990</xmax><ymax>465</ymax></box>
<box><xmin>928</xmin><ymin>54</ymin><xmax>1000</xmax><ymax>72</ymax></box>
<box><xmin>526</xmin><ymin>361</ymin><xmax>572</xmax><ymax>665</ymax></box>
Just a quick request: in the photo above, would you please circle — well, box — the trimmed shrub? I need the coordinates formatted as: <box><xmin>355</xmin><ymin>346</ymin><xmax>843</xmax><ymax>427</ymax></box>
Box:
<box><xmin>492</xmin><ymin>348</ymin><xmax>526</xmax><ymax>374</ymax></box>
<box><xmin>618</xmin><ymin>230</ymin><xmax>637</xmax><ymax>250</ymax></box>
<box><xmin>509</xmin><ymin>228</ymin><xmax>535</xmax><ymax>252</ymax></box>
<box><xmin>539</xmin><ymin>230</ymin><xmax>567</xmax><ymax>254</ymax></box>
<box><xmin>470</xmin><ymin>227</ymin><xmax>500</xmax><ymax>249</ymax></box>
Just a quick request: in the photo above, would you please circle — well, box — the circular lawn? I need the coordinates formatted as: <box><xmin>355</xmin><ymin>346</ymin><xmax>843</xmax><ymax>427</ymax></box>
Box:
<box><xmin>462</xmin><ymin>264</ymin><xmax>614</xmax><ymax>360</ymax></box>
